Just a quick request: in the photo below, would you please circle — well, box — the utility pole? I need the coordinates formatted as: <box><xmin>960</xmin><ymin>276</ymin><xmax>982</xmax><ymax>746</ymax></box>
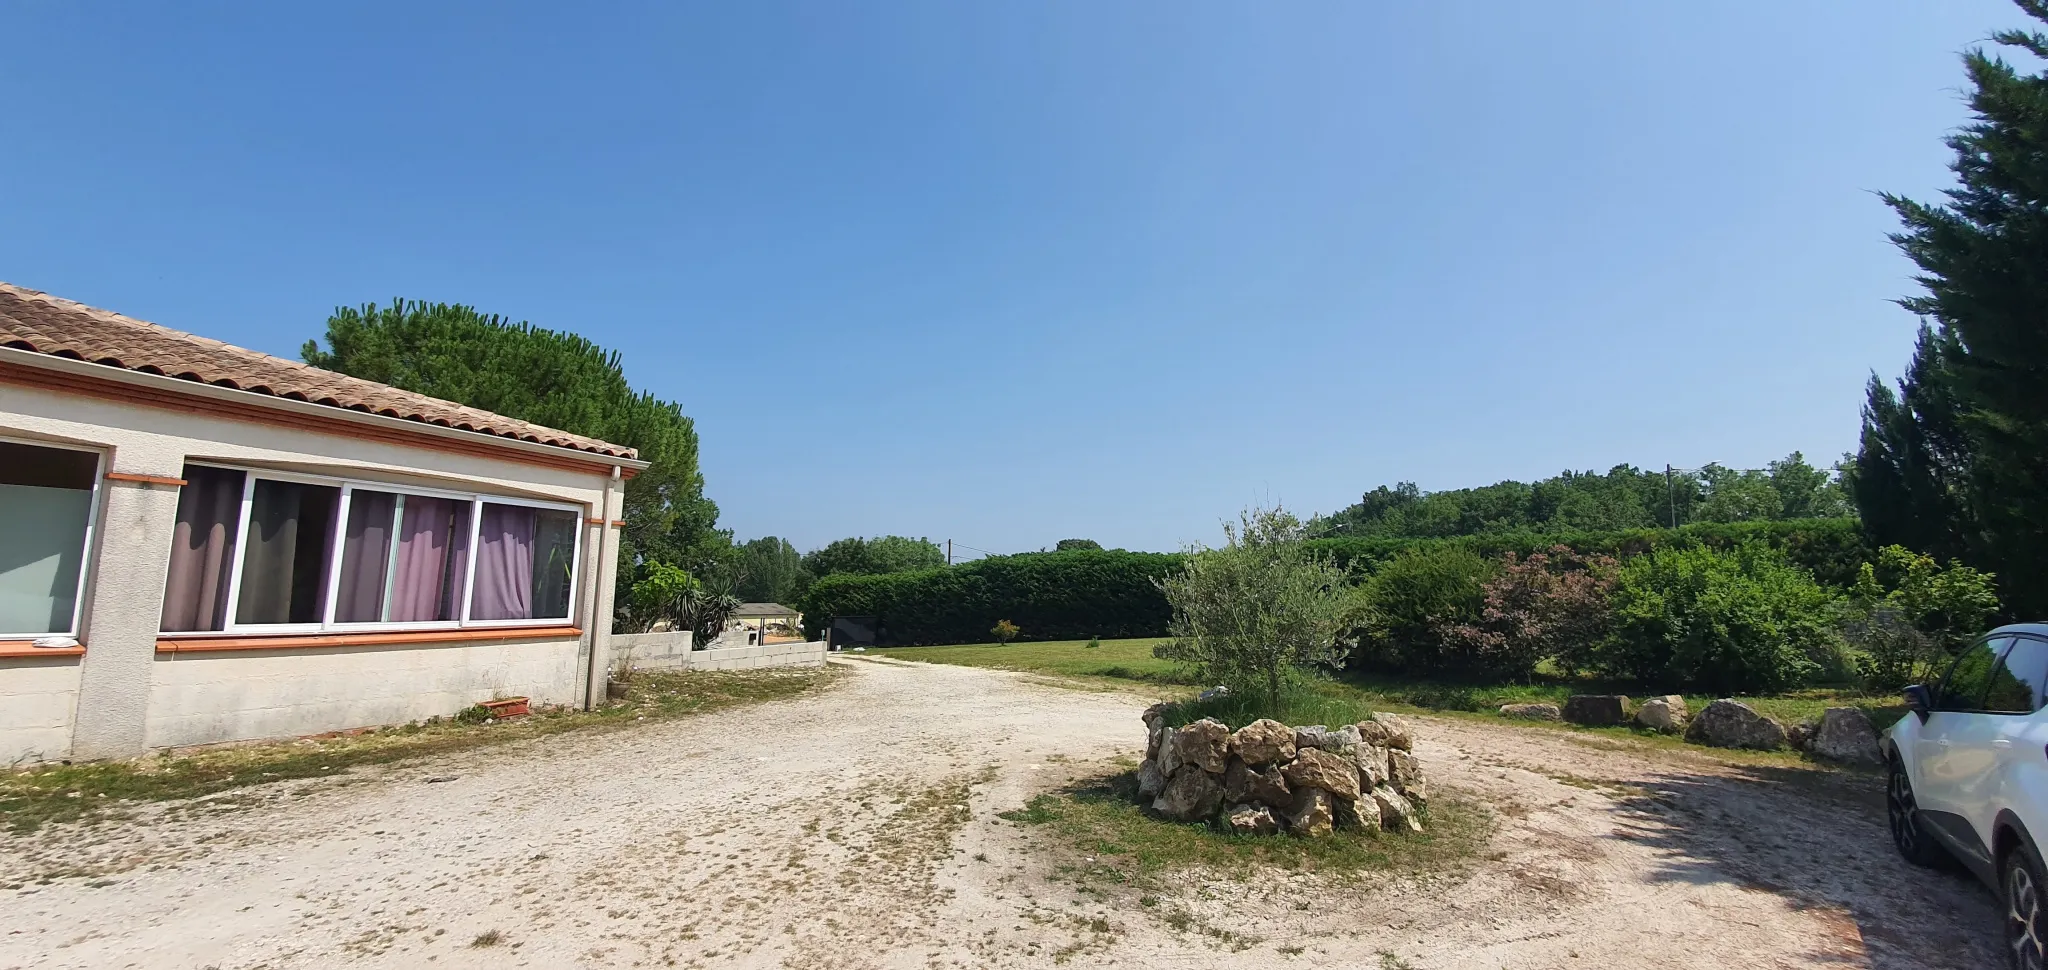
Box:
<box><xmin>1665</xmin><ymin>464</ymin><xmax>1676</xmax><ymax>528</ymax></box>
<box><xmin>947</xmin><ymin>539</ymin><xmax>953</xmax><ymax>566</ymax></box>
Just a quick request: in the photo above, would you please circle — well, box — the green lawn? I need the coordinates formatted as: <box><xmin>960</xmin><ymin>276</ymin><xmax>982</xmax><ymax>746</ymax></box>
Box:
<box><xmin>885</xmin><ymin>637</ymin><xmax>1191</xmax><ymax>684</ymax></box>
<box><xmin>880</xmin><ymin>637</ymin><xmax>1907</xmax><ymax>733</ymax></box>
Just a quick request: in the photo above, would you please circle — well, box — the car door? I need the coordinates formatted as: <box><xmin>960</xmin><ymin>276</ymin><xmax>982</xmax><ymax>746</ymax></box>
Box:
<box><xmin>1968</xmin><ymin>635</ymin><xmax>2048</xmax><ymax>850</ymax></box>
<box><xmin>1915</xmin><ymin>634</ymin><xmax>2013</xmax><ymax>866</ymax></box>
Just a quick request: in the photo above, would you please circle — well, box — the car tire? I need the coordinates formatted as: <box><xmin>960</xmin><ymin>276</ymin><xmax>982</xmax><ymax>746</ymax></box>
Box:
<box><xmin>2004</xmin><ymin>839</ymin><xmax>2048</xmax><ymax>970</ymax></box>
<box><xmin>1887</xmin><ymin>756</ymin><xmax>1949</xmax><ymax>868</ymax></box>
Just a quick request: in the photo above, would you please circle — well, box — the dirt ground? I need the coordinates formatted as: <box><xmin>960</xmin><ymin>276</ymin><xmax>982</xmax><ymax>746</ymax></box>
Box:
<box><xmin>0</xmin><ymin>657</ymin><xmax>2006</xmax><ymax>969</ymax></box>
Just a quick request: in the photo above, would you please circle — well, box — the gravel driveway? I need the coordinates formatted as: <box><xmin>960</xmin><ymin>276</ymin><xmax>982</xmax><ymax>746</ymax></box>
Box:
<box><xmin>0</xmin><ymin>657</ymin><xmax>2005</xmax><ymax>969</ymax></box>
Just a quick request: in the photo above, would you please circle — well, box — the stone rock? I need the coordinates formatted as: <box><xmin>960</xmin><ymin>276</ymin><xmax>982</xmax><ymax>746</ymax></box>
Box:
<box><xmin>1152</xmin><ymin>766</ymin><xmax>1226</xmax><ymax>822</ymax></box>
<box><xmin>1224</xmin><ymin>803</ymin><xmax>1279</xmax><ymax>835</ymax></box>
<box><xmin>1280</xmin><ymin>747</ymin><xmax>1362</xmax><ymax>802</ymax></box>
<box><xmin>1230</xmin><ymin>719</ymin><xmax>1296</xmax><ymax>767</ymax></box>
<box><xmin>1197</xmin><ymin>685</ymin><xmax>1233</xmax><ymax>703</ymax></box>
<box><xmin>1634</xmin><ymin>698</ymin><xmax>1685</xmax><ymax>733</ymax></box>
<box><xmin>1499</xmin><ymin>703</ymin><xmax>1563</xmax><ymax>721</ymax></box>
<box><xmin>1287</xmin><ymin>787</ymin><xmax>1335</xmax><ymax>837</ymax></box>
<box><xmin>1354</xmin><ymin>719</ymin><xmax>1393</xmax><ymax>747</ymax></box>
<box><xmin>1137</xmin><ymin>758</ymin><xmax>1166</xmax><ymax>798</ymax></box>
<box><xmin>1171</xmin><ymin>718</ymin><xmax>1232</xmax><ymax>774</ymax></box>
<box><xmin>1222</xmin><ymin>756</ymin><xmax>1291</xmax><ymax>807</ymax></box>
<box><xmin>1810</xmin><ymin>708</ymin><xmax>1883</xmax><ymax>766</ymax></box>
<box><xmin>1562</xmin><ymin>694</ymin><xmax>1631</xmax><ymax>727</ymax></box>
<box><xmin>1684</xmin><ymin>699</ymin><xmax>1787</xmax><ymax>751</ymax></box>
<box><xmin>1367</xmin><ymin>712</ymin><xmax>1415</xmax><ymax>751</ymax></box>
<box><xmin>1323</xmin><ymin>724</ymin><xmax>1364</xmax><ymax>752</ymax></box>
<box><xmin>1353</xmin><ymin>742</ymin><xmax>1391</xmax><ymax>788</ymax></box>
<box><xmin>1786</xmin><ymin>721</ymin><xmax>1815</xmax><ymax>751</ymax></box>
<box><xmin>1141</xmin><ymin>701</ymin><xmax>1175</xmax><ymax>729</ymax></box>
<box><xmin>1146</xmin><ymin>721</ymin><xmax>1168</xmax><ymax>760</ymax></box>
<box><xmin>1372</xmin><ymin>785</ymin><xmax>1424</xmax><ymax>833</ymax></box>
<box><xmin>1388</xmin><ymin>748</ymin><xmax>1427</xmax><ymax>805</ymax></box>
<box><xmin>1158</xmin><ymin>726</ymin><xmax>1184</xmax><ymax>777</ymax></box>
<box><xmin>1294</xmin><ymin>724</ymin><xmax>1332</xmax><ymax>751</ymax></box>
<box><xmin>1335</xmin><ymin>791</ymin><xmax>1381</xmax><ymax>831</ymax></box>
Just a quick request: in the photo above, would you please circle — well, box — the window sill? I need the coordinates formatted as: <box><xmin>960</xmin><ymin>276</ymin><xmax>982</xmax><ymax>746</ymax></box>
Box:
<box><xmin>155</xmin><ymin>626</ymin><xmax>582</xmax><ymax>654</ymax></box>
<box><xmin>0</xmin><ymin>641</ymin><xmax>85</xmax><ymax>658</ymax></box>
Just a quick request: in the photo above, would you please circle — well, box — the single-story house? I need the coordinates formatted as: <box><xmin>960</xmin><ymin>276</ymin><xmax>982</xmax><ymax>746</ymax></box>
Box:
<box><xmin>729</xmin><ymin>602</ymin><xmax>803</xmax><ymax>642</ymax></box>
<box><xmin>0</xmin><ymin>283</ymin><xmax>645</xmax><ymax>764</ymax></box>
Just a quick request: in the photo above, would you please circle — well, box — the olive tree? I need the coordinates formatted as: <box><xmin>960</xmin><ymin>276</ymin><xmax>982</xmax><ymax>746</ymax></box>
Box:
<box><xmin>1153</xmin><ymin>506</ymin><xmax>1362</xmax><ymax>710</ymax></box>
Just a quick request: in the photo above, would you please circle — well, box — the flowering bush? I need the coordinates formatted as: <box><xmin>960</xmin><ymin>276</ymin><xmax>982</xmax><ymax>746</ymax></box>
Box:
<box><xmin>1439</xmin><ymin>547</ymin><xmax>1619</xmax><ymax>681</ymax></box>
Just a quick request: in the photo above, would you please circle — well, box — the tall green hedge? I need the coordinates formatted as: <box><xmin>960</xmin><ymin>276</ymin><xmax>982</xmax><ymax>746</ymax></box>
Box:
<box><xmin>798</xmin><ymin>549</ymin><xmax>1183</xmax><ymax>645</ymax></box>
<box><xmin>801</xmin><ymin>519</ymin><xmax>1870</xmax><ymax>646</ymax></box>
<box><xmin>1305</xmin><ymin>518</ymin><xmax>1869</xmax><ymax>588</ymax></box>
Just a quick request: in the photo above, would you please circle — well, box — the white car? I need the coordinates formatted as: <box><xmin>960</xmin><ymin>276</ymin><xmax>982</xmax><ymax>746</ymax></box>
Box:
<box><xmin>1883</xmin><ymin>623</ymin><xmax>2048</xmax><ymax>970</ymax></box>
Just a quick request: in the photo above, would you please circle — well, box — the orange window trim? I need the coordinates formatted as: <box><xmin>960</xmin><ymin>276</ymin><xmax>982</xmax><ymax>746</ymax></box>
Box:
<box><xmin>105</xmin><ymin>472</ymin><xmax>188</xmax><ymax>487</ymax></box>
<box><xmin>0</xmin><ymin>359</ymin><xmax>637</xmax><ymax>480</ymax></box>
<box><xmin>0</xmin><ymin>641</ymin><xmax>85</xmax><ymax>658</ymax></box>
<box><xmin>156</xmin><ymin>626</ymin><xmax>582</xmax><ymax>654</ymax></box>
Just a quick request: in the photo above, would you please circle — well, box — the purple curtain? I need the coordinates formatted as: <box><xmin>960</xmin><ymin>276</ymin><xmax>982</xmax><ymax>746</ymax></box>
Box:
<box><xmin>471</xmin><ymin>503</ymin><xmax>537</xmax><ymax>620</ymax></box>
<box><xmin>159</xmin><ymin>466</ymin><xmax>246</xmax><ymax>632</ymax></box>
<box><xmin>333</xmin><ymin>490</ymin><xmax>397</xmax><ymax>623</ymax></box>
<box><xmin>388</xmin><ymin>497</ymin><xmax>468</xmax><ymax>622</ymax></box>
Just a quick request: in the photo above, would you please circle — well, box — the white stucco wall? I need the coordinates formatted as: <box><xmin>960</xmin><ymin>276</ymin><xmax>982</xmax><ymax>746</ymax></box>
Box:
<box><xmin>146</xmin><ymin>636</ymin><xmax>582</xmax><ymax>748</ymax></box>
<box><xmin>0</xmin><ymin>372</ymin><xmax>628</xmax><ymax>760</ymax></box>
<box><xmin>0</xmin><ymin>657</ymin><xmax>82</xmax><ymax>765</ymax></box>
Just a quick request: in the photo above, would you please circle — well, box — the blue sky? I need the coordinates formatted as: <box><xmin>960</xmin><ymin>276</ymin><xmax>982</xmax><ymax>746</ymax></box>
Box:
<box><xmin>0</xmin><ymin>1</ymin><xmax>2018</xmax><ymax>555</ymax></box>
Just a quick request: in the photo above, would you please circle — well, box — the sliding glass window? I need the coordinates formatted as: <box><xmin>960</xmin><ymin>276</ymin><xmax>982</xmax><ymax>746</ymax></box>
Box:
<box><xmin>158</xmin><ymin>465</ymin><xmax>581</xmax><ymax>635</ymax></box>
<box><xmin>0</xmin><ymin>440</ymin><xmax>102</xmax><ymax>639</ymax></box>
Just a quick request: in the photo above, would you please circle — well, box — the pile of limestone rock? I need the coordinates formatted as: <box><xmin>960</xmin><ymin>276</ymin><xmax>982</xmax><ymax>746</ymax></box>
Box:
<box><xmin>1498</xmin><ymin>694</ymin><xmax>1883</xmax><ymax>764</ymax></box>
<box><xmin>1136</xmin><ymin>704</ymin><xmax>1427</xmax><ymax>837</ymax></box>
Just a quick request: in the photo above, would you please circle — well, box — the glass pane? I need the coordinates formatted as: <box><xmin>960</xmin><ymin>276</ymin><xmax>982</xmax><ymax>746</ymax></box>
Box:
<box><xmin>1938</xmin><ymin>636</ymin><xmax>2011</xmax><ymax>712</ymax></box>
<box><xmin>388</xmin><ymin>496</ymin><xmax>470</xmax><ymax>623</ymax></box>
<box><xmin>1986</xmin><ymin>638</ymin><xmax>2048</xmax><ymax>714</ymax></box>
<box><xmin>471</xmin><ymin>503</ymin><xmax>578</xmax><ymax>621</ymax></box>
<box><xmin>234</xmin><ymin>480</ymin><xmax>340</xmax><ymax>625</ymax></box>
<box><xmin>0</xmin><ymin>442</ymin><xmax>96</xmax><ymax>635</ymax></box>
<box><xmin>160</xmin><ymin>465</ymin><xmax>246</xmax><ymax>632</ymax></box>
<box><xmin>333</xmin><ymin>490</ymin><xmax>399</xmax><ymax>623</ymax></box>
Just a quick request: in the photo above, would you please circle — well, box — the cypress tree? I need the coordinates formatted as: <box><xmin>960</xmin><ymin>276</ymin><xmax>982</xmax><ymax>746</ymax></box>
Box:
<box><xmin>1872</xmin><ymin>0</ymin><xmax>2048</xmax><ymax>613</ymax></box>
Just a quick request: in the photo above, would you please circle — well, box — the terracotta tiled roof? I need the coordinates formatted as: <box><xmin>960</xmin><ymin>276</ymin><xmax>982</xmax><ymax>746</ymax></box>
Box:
<box><xmin>0</xmin><ymin>283</ymin><xmax>636</xmax><ymax>460</ymax></box>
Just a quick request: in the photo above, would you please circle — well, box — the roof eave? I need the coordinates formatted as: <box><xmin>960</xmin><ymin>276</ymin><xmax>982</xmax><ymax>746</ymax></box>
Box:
<box><xmin>0</xmin><ymin>346</ymin><xmax>652</xmax><ymax>473</ymax></box>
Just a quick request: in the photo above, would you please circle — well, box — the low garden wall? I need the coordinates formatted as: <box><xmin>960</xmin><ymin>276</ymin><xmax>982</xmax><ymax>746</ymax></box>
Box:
<box><xmin>611</xmin><ymin>632</ymin><xmax>827</xmax><ymax>673</ymax></box>
<box><xmin>1500</xmin><ymin>694</ymin><xmax>1884</xmax><ymax>764</ymax></box>
<box><xmin>1136</xmin><ymin>705</ymin><xmax>1429</xmax><ymax>837</ymax></box>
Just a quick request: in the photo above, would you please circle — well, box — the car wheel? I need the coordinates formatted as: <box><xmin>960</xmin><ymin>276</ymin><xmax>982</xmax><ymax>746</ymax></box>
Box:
<box><xmin>2005</xmin><ymin>840</ymin><xmax>2048</xmax><ymax>970</ymax></box>
<box><xmin>1887</xmin><ymin>756</ymin><xmax>1948</xmax><ymax>867</ymax></box>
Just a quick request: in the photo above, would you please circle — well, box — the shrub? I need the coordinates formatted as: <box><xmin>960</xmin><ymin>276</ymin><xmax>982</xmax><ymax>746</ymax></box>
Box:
<box><xmin>1841</xmin><ymin>545</ymin><xmax>2000</xmax><ymax>689</ymax></box>
<box><xmin>796</xmin><ymin>549</ymin><xmax>1183</xmax><ymax>644</ymax></box>
<box><xmin>1055</xmin><ymin>538</ymin><xmax>1104</xmax><ymax>551</ymax></box>
<box><xmin>1595</xmin><ymin>543</ymin><xmax>1840</xmax><ymax>693</ymax></box>
<box><xmin>1153</xmin><ymin>507</ymin><xmax>1363</xmax><ymax>710</ymax></box>
<box><xmin>991</xmin><ymin>619</ymin><xmax>1020</xmax><ymax>644</ymax></box>
<box><xmin>1353</xmin><ymin>545</ymin><xmax>1495</xmax><ymax>676</ymax></box>
<box><xmin>1440</xmin><ymin>546</ymin><xmax>1619</xmax><ymax>680</ymax></box>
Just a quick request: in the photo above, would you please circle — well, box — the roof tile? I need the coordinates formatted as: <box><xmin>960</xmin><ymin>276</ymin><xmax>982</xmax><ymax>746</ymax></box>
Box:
<box><xmin>0</xmin><ymin>283</ymin><xmax>636</xmax><ymax>459</ymax></box>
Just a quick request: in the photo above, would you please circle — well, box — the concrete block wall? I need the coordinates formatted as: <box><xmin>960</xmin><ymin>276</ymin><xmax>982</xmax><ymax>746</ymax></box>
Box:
<box><xmin>146</xmin><ymin>637</ymin><xmax>582</xmax><ymax>749</ymax></box>
<box><xmin>607</xmin><ymin>633</ymin><xmax>827</xmax><ymax>674</ymax></box>
<box><xmin>610</xmin><ymin>630</ymin><xmax>695</xmax><ymax>671</ymax></box>
<box><xmin>0</xmin><ymin>658</ymin><xmax>82</xmax><ymax>765</ymax></box>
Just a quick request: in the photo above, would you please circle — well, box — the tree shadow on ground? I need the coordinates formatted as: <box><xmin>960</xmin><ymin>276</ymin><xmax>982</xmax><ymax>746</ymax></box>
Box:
<box><xmin>1587</xmin><ymin>758</ymin><xmax>1999</xmax><ymax>969</ymax></box>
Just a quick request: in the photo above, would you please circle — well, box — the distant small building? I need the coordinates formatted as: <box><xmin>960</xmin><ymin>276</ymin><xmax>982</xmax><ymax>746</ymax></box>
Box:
<box><xmin>729</xmin><ymin>602</ymin><xmax>802</xmax><ymax>643</ymax></box>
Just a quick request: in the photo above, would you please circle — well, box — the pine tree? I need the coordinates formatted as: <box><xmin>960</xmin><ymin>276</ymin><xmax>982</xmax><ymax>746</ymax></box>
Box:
<box><xmin>302</xmin><ymin>300</ymin><xmax>726</xmax><ymax>607</ymax></box>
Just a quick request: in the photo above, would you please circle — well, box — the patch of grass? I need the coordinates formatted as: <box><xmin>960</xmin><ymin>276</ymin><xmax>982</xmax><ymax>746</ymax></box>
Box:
<box><xmin>0</xmin><ymin>666</ymin><xmax>842</xmax><ymax>834</ymax></box>
<box><xmin>470</xmin><ymin>929</ymin><xmax>503</xmax><ymax>948</ymax></box>
<box><xmin>1161</xmin><ymin>681</ymin><xmax>1375</xmax><ymax>731</ymax></box>
<box><xmin>885</xmin><ymin>638</ymin><xmax>1196</xmax><ymax>685</ymax></box>
<box><xmin>1001</xmin><ymin>766</ymin><xmax>1490</xmax><ymax>893</ymax></box>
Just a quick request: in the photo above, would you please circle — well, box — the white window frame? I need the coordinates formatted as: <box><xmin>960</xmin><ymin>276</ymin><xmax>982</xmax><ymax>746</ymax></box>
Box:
<box><xmin>166</xmin><ymin>463</ymin><xmax>585</xmax><ymax>637</ymax></box>
<box><xmin>0</xmin><ymin>434</ymin><xmax>104</xmax><ymax>640</ymax></box>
